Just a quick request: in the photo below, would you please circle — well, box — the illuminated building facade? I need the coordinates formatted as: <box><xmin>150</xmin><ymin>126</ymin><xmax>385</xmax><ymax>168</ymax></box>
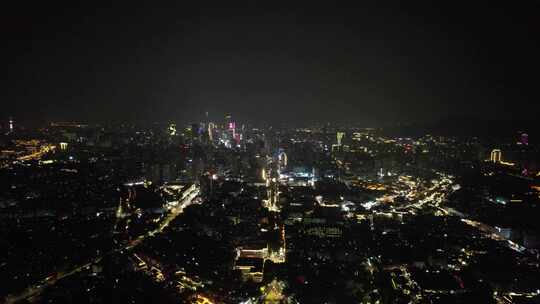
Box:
<box><xmin>168</xmin><ymin>123</ymin><xmax>177</xmax><ymax>136</ymax></box>
<box><xmin>336</xmin><ymin>132</ymin><xmax>345</xmax><ymax>147</ymax></box>
<box><xmin>207</xmin><ymin>122</ymin><xmax>215</xmax><ymax>142</ymax></box>
<box><xmin>9</xmin><ymin>117</ymin><xmax>14</xmax><ymax>133</ymax></box>
<box><xmin>490</xmin><ymin>149</ymin><xmax>502</xmax><ymax>163</ymax></box>
<box><xmin>277</xmin><ymin>150</ymin><xmax>288</xmax><ymax>171</ymax></box>
<box><xmin>229</xmin><ymin>121</ymin><xmax>240</xmax><ymax>144</ymax></box>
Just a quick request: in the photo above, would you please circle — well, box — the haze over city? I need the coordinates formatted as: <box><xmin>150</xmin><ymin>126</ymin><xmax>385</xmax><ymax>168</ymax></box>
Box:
<box><xmin>3</xmin><ymin>3</ymin><xmax>539</xmax><ymax>125</ymax></box>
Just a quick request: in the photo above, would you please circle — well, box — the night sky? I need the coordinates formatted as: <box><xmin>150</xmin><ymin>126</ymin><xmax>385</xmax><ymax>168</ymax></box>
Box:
<box><xmin>3</xmin><ymin>3</ymin><xmax>539</xmax><ymax>125</ymax></box>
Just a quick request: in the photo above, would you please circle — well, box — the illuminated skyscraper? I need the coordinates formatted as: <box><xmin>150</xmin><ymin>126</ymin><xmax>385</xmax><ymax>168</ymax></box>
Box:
<box><xmin>490</xmin><ymin>149</ymin><xmax>502</xmax><ymax>163</ymax></box>
<box><xmin>9</xmin><ymin>117</ymin><xmax>14</xmax><ymax>133</ymax></box>
<box><xmin>336</xmin><ymin>132</ymin><xmax>345</xmax><ymax>147</ymax></box>
<box><xmin>277</xmin><ymin>149</ymin><xmax>288</xmax><ymax>172</ymax></box>
<box><xmin>168</xmin><ymin>123</ymin><xmax>177</xmax><ymax>136</ymax></box>
<box><xmin>227</xmin><ymin>120</ymin><xmax>238</xmax><ymax>145</ymax></box>
<box><xmin>208</xmin><ymin>122</ymin><xmax>215</xmax><ymax>142</ymax></box>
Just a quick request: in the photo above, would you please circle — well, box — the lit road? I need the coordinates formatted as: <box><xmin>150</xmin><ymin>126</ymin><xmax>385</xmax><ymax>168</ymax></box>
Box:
<box><xmin>460</xmin><ymin>219</ymin><xmax>526</xmax><ymax>253</ymax></box>
<box><xmin>4</xmin><ymin>186</ymin><xmax>200</xmax><ymax>304</ymax></box>
<box><xmin>16</xmin><ymin>145</ymin><xmax>55</xmax><ymax>161</ymax></box>
<box><xmin>125</xmin><ymin>187</ymin><xmax>200</xmax><ymax>249</ymax></box>
<box><xmin>390</xmin><ymin>173</ymin><xmax>528</xmax><ymax>253</ymax></box>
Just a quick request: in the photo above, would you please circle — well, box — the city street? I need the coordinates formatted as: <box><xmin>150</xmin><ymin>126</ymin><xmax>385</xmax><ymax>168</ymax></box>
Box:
<box><xmin>4</xmin><ymin>186</ymin><xmax>200</xmax><ymax>304</ymax></box>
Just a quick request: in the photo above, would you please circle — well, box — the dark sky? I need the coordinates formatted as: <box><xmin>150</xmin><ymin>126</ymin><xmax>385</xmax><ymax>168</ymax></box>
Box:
<box><xmin>2</xmin><ymin>3</ymin><xmax>539</xmax><ymax>125</ymax></box>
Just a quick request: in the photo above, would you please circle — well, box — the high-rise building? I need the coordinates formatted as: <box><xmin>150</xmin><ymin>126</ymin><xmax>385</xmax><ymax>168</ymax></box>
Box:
<box><xmin>490</xmin><ymin>149</ymin><xmax>502</xmax><ymax>163</ymax></box>
<box><xmin>190</xmin><ymin>123</ymin><xmax>200</xmax><ymax>141</ymax></box>
<box><xmin>9</xmin><ymin>117</ymin><xmax>14</xmax><ymax>133</ymax></box>
<box><xmin>168</xmin><ymin>123</ymin><xmax>177</xmax><ymax>136</ymax></box>
<box><xmin>520</xmin><ymin>133</ymin><xmax>529</xmax><ymax>146</ymax></box>
<box><xmin>225</xmin><ymin>114</ymin><xmax>232</xmax><ymax>126</ymax></box>
<box><xmin>208</xmin><ymin>122</ymin><xmax>215</xmax><ymax>142</ymax></box>
<box><xmin>277</xmin><ymin>149</ymin><xmax>288</xmax><ymax>171</ymax></box>
<box><xmin>336</xmin><ymin>132</ymin><xmax>345</xmax><ymax>147</ymax></box>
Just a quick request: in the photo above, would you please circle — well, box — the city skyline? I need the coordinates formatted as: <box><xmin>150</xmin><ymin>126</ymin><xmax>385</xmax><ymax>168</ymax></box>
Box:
<box><xmin>2</xmin><ymin>118</ymin><xmax>540</xmax><ymax>303</ymax></box>
<box><xmin>2</xmin><ymin>3</ymin><xmax>540</xmax><ymax>303</ymax></box>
